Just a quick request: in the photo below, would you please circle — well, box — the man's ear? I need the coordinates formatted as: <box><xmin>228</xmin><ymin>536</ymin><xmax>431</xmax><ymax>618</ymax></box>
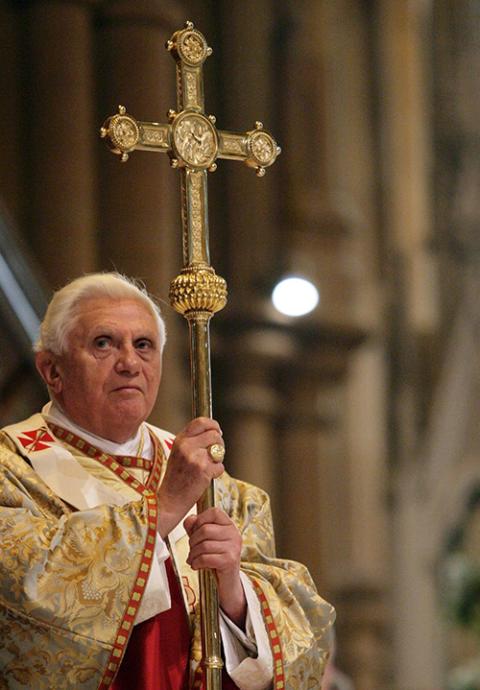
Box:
<box><xmin>35</xmin><ymin>351</ymin><xmax>63</xmax><ymax>395</ymax></box>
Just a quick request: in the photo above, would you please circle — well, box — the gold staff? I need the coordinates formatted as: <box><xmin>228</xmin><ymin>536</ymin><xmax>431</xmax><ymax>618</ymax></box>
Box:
<box><xmin>100</xmin><ymin>21</ymin><xmax>280</xmax><ymax>690</ymax></box>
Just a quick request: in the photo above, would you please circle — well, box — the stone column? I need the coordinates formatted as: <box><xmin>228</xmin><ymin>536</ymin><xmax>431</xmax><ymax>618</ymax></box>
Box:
<box><xmin>220</xmin><ymin>364</ymin><xmax>277</xmax><ymax>493</ymax></box>
<box><xmin>335</xmin><ymin>343</ymin><xmax>390</xmax><ymax>690</ymax></box>
<box><xmin>96</xmin><ymin>1</ymin><xmax>188</xmax><ymax>431</ymax></box>
<box><xmin>377</xmin><ymin>1</ymin><xmax>439</xmax><ymax>688</ymax></box>
<box><xmin>317</xmin><ymin>2</ymin><xmax>394</xmax><ymax>686</ymax></box>
<box><xmin>276</xmin><ymin>372</ymin><xmax>337</xmax><ymax>588</ymax></box>
<box><xmin>275</xmin><ymin>334</ymin><xmax>365</xmax><ymax>591</ymax></box>
<box><xmin>378</xmin><ymin>0</ymin><xmax>438</xmax><ymax>335</ymax></box>
<box><xmin>214</xmin><ymin>332</ymin><xmax>286</xmax><ymax>521</ymax></box>
<box><xmin>26</xmin><ymin>0</ymin><xmax>98</xmax><ymax>286</ymax></box>
<box><xmin>213</xmin><ymin>0</ymin><xmax>279</xmax><ymax>309</ymax></box>
<box><xmin>276</xmin><ymin>0</ymin><xmax>362</xmax><ymax>328</ymax></box>
<box><xmin>277</xmin><ymin>344</ymin><xmax>390</xmax><ymax>689</ymax></box>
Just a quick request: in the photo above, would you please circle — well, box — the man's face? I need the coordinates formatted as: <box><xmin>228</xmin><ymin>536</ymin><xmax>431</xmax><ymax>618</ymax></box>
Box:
<box><xmin>44</xmin><ymin>297</ymin><xmax>162</xmax><ymax>442</ymax></box>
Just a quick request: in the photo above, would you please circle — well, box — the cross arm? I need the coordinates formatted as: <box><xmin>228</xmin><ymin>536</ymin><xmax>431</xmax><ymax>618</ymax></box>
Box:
<box><xmin>100</xmin><ymin>107</ymin><xmax>281</xmax><ymax>176</ymax></box>
<box><xmin>100</xmin><ymin>106</ymin><xmax>171</xmax><ymax>162</ymax></box>
<box><xmin>217</xmin><ymin>123</ymin><xmax>281</xmax><ymax>177</ymax></box>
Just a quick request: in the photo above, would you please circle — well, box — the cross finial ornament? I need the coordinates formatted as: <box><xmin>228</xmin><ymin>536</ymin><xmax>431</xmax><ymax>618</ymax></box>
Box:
<box><xmin>100</xmin><ymin>21</ymin><xmax>280</xmax><ymax>690</ymax></box>
<box><xmin>100</xmin><ymin>21</ymin><xmax>280</xmax><ymax>175</ymax></box>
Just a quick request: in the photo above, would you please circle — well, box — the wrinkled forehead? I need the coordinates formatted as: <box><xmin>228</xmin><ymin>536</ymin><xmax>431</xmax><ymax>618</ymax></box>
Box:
<box><xmin>68</xmin><ymin>296</ymin><xmax>161</xmax><ymax>341</ymax></box>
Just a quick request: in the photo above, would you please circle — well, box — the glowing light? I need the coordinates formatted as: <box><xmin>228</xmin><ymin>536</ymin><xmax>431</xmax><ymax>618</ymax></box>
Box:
<box><xmin>272</xmin><ymin>276</ymin><xmax>319</xmax><ymax>317</ymax></box>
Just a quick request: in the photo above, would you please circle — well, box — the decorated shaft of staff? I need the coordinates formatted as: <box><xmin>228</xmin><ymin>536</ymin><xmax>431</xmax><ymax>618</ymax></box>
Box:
<box><xmin>100</xmin><ymin>21</ymin><xmax>280</xmax><ymax>690</ymax></box>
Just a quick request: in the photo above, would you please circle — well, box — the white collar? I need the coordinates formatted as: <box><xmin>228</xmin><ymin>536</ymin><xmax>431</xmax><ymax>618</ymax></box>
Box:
<box><xmin>42</xmin><ymin>401</ymin><xmax>154</xmax><ymax>460</ymax></box>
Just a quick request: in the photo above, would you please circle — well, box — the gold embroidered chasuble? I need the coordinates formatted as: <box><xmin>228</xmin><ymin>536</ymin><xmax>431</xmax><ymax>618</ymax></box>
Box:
<box><xmin>0</xmin><ymin>416</ymin><xmax>334</xmax><ymax>690</ymax></box>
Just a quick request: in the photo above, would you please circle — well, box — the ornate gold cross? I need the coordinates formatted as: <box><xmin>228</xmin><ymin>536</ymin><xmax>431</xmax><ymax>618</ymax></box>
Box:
<box><xmin>100</xmin><ymin>21</ymin><xmax>280</xmax><ymax>270</ymax></box>
<box><xmin>100</xmin><ymin>21</ymin><xmax>280</xmax><ymax>690</ymax></box>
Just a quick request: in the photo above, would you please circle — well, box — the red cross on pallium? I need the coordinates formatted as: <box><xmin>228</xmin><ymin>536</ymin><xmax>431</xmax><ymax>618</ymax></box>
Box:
<box><xmin>18</xmin><ymin>428</ymin><xmax>55</xmax><ymax>452</ymax></box>
<box><xmin>164</xmin><ymin>438</ymin><xmax>174</xmax><ymax>450</ymax></box>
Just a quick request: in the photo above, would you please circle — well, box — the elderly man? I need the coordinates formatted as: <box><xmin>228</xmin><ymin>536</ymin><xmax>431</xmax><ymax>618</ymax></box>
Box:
<box><xmin>0</xmin><ymin>273</ymin><xmax>334</xmax><ymax>690</ymax></box>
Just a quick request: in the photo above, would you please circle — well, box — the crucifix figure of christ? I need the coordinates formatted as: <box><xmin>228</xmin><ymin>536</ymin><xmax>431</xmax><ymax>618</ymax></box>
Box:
<box><xmin>100</xmin><ymin>20</ymin><xmax>280</xmax><ymax>690</ymax></box>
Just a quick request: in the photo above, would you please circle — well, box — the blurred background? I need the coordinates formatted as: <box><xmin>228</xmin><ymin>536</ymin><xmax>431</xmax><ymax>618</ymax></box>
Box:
<box><xmin>1</xmin><ymin>1</ymin><xmax>480</xmax><ymax>688</ymax></box>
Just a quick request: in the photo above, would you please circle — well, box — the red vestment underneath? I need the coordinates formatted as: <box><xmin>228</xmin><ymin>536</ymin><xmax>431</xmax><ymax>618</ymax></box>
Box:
<box><xmin>112</xmin><ymin>558</ymin><xmax>239</xmax><ymax>690</ymax></box>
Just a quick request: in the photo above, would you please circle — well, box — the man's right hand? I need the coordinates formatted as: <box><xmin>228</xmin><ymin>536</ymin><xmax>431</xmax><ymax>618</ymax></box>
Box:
<box><xmin>156</xmin><ymin>417</ymin><xmax>225</xmax><ymax>538</ymax></box>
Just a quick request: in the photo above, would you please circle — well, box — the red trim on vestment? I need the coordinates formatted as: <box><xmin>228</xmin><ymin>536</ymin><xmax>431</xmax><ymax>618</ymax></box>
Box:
<box><xmin>46</xmin><ymin>423</ymin><xmax>165</xmax><ymax>494</ymax></box>
<box><xmin>250</xmin><ymin>578</ymin><xmax>285</xmax><ymax>690</ymax></box>
<box><xmin>111</xmin><ymin>558</ymin><xmax>191</xmax><ymax>690</ymax></box>
<box><xmin>45</xmin><ymin>423</ymin><xmax>165</xmax><ymax>689</ymax></box>
<box><xmin>97</xmin><ymin>487</ymin><xmax>159</xmax><ymax>689</ymax></box>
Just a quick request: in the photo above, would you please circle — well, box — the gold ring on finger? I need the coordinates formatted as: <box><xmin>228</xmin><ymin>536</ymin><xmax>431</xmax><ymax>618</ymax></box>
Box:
<box><xmin>208</xmin><ymin>443</ymin><xmax>225</xmax><ymax>463</ymax></box>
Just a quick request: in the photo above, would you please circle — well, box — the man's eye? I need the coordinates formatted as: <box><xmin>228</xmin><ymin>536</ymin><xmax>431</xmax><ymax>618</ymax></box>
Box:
<box><xmin>94</xmin><ymin>336</ymin><xmax>112</xmax><ymax>349</ymax></box>
<box><xmin>135</xmin><ymin>339</ymin><xmax>153</xmax><ymax>351</ymax></box>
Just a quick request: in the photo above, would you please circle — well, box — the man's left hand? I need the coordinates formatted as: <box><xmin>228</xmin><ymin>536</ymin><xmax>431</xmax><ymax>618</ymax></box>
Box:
<box><xmin>184</xmin><ymin>507</ymin><xmax>247</xmax><ymax>629</ymax></box>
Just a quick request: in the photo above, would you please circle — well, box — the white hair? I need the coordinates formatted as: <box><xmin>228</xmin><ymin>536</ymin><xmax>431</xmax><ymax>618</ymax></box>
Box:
<box><xmin>34</xmin><ymin>272</ymin><xmax>166</xmax><ymax>355</ymax></box>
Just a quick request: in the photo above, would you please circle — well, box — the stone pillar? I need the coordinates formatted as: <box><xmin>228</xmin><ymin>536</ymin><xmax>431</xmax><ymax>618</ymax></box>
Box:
<box><xmin>276</xmin><ymin>0</ymin><xmax>362</xmax><ymax>328</ymax></box>
<box><xmin>282</xmin><ymin>3</ymin><xmax>390</xmax><ymax>687</ymax></box>
<box><xmin>276</xmin><ymin>372</ymin><xmax>338</xmax><ymax>588</ymax></box>
<box><xmin>321</xmin><ymin>0</ymin><xmax>383</xmax><ymax>331</ymax></box>
<box><xmin>390</xmin><ymin>467</ymin><xmax>444</xmax><ymax>690</ymax></box>
<box><xmin>26</xmin><ymin>0</ymin><xmax>98</xmax><ymax>286</ymax></box>
<box><xmin>335</xmin><ymin>344</ymin><xmax>390</xmax><ymax>690</ymax></box>
<box><xmin>221</xmin><ymin>364</ymin><xmax>277</xmax><ymax>493</ymax></box>
<box><xmin>377</xmin><ymin>2</ymin><xmax>439</xmax><ymax>688</ymax></box>
<box><xmin>274</xmin><ymin>333</ymin><xmax>365</xmax><ymax>592</ymax></box>
<box><xmin>378</xmin><ymin>0</ymin><xmax>438</xmax><ymax>335</ymax></box>
<box><xmin>96</xmin><ymin>1</ymin><xmax>188</xmax><ymax>431</ymax></box>
<box><xmin>343</xmin><ymin>343</ymin><xmax>388</xmax><ymax>585</ymax></box>
<box><xmin>214</xmin><ymin>334</ymin><xmax>285</xmax><ymax>521</ymax></box>
<box><xmin>213</xmin><ymin>0</ymin><xmax>279</xmax><ymax>309</ymax></box>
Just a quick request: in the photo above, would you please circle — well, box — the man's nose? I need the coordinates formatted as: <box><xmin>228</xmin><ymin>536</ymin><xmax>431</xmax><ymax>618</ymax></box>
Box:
<box><xmin>115</xmin><ymin>344</ymin><xmax>141</xmax><ymax>374</ymax></box>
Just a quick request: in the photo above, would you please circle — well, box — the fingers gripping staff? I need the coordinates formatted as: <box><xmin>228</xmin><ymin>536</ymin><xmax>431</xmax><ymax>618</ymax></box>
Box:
<box><xmin>100</xmin><ymin>21</ymin><xmax>280</xmax><ymax>690</ymax></box>
<box><xmin>184</xmin><ymin>507</ymin><xmax>246</xmax><ymax>630</ymax></box>
<box><xmin>157</xmin><ymin>418</ymin><xmax>226</xmax><ymax>538</ymax></box>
